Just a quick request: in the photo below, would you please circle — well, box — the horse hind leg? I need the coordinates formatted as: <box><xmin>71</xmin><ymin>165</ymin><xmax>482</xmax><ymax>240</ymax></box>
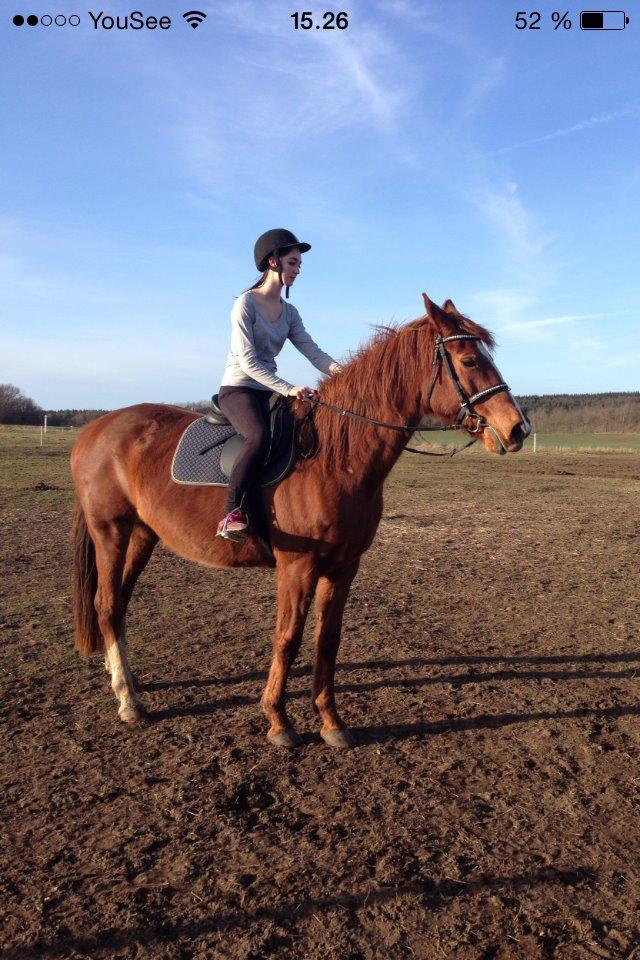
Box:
<box><xmin>90</xmin><ymin>515</ymin><xmax>148</xmax><ymax>724</ymax></box>
<box><xmin>116</xmin><ymin>522</ymin><xmax>158</xmax><ymax>687</ymax></box>
<box><xmin>122</xmin><ymin>521</ymin><xmax>158</xmax><ymax>610</ymax></box>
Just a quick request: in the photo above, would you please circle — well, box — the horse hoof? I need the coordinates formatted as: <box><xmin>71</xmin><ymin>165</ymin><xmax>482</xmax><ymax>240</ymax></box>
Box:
<box><xmin>118</xmin><ymin>703</ymin><xmax>148</xmax><ymax>724</ymax></box>
<box><xmin>321</xmin><ymin>727</ymin><xmax>356</xmax><ymax>749</ymax></box>
<box><xmin>267</xmin><ymin>728</ymin><xmax>303</xmax><ymax>749</ymax></box>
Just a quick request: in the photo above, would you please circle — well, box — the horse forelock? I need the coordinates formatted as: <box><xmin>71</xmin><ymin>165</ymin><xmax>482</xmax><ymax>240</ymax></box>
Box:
<box><xmin>446</xmin><ymin>312</ymin><xmax>496</xmax><ymax>352</ymax></box>
<box><xmin>462</xmin><ymin>320</ymin><xmax>496</xmax><ymax>352</ymax></box>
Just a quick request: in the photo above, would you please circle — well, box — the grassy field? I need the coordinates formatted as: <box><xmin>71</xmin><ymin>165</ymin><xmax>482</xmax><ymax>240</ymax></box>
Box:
<box><xmin>413</xmin><ymin>429</ymin><xmax>640</xmax><ymax>453</ymax></box>
<box><xmin>0</xmin><ymin>426</ymin><xmax>78</xmax><ymax>492</ymax></box>
<box><xmin>4</xmin><ymin>422</ymin><xmax>640</xmax><ymax>468</ymax></box>
<box><xmin>529</xmin><ymin>432</ymin><xmax>640</xmax><ymax>452</ymax></box>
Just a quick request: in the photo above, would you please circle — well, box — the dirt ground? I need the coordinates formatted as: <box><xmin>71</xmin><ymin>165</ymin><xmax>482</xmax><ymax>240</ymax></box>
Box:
<box><xmin>1</xmin><ymin>427</ymin><xmax>640</xmax><ymax>959</ymax></box>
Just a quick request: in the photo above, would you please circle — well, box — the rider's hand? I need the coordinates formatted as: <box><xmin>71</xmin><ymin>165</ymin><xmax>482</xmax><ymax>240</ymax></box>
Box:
<box><xmin>288</xmin><ymin>385</ymin><xmax>315</xmax><ymax>400</ymax></box>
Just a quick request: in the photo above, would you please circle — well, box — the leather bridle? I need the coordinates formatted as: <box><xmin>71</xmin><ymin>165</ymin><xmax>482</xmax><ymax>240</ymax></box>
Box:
<box><xmin>425</xmin><ymin>333</ymin><xmax>530</xmax><ymax>452</ymax></box>
<box><xmin>426</xmin><ymin>334</ymin><xmax>508</xmax><ymax>423</ymax></box>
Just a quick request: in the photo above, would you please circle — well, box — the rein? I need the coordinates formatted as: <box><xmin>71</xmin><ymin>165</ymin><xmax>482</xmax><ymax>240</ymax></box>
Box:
<box><xmin>308</xmin><ymin>333</ymin><xmax>515</xmax><ymax>459</ymax></box>
<box><xmin>309</xmin><ymin>397</ymin><xmax>475</xmax><ymax>458</ymax></box>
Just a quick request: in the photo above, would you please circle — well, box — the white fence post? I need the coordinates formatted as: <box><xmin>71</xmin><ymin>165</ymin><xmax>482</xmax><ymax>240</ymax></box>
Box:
<box><xmin>533</xmin><ymin>432</ymin><xmax>537</xmax><ymax>453</ymax></box>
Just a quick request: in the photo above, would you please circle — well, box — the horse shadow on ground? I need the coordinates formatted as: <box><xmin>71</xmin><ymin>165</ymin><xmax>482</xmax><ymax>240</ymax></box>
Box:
<box><xmin>149</xmin><ymin>696</ymin><xmax>640</xmax><ymax>742</ymax></box>
<box><xmin>352</xmin><ymin>703</ymin><xmax>640</xmax><ymax>746</ymax></box>
<box><xmin>141</xmin><ymin>650</ymin><xmax>640</xmax><ymax>731</ymax></box>
<box><xmin>0</xmin><ymin>865</ymin><xmax>597</xmax><ymax>960</ymax></box>
<box><xmin>140</xmin><ymin>649</ymin><xmax>640</xmax><ymax>693</ymax></box>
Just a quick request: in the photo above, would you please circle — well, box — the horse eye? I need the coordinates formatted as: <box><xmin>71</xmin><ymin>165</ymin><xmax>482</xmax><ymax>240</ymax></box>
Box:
<box><xmin>461</xmin><ymin>358</ymin><xmax>476</xmax><ymax>368</ymax></box>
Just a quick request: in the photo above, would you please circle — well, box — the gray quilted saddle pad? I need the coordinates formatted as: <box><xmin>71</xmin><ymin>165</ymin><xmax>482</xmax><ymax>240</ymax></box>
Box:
<box><xmin>171</xmin><ymin>416</ymin><xmax>296</xmax><ymax>487</ymax></box>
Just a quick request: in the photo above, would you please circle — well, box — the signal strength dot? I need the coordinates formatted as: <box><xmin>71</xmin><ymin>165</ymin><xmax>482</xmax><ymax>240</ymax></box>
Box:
<box><xmin>182</xmin><ymin>10</ymin><xmax>207</xmax><ymax>29</ymax></box>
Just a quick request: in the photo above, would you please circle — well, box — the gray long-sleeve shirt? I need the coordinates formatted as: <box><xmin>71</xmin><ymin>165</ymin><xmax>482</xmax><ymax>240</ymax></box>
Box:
<box><xmin>220</xmin><ymin>291</ymin><xmax>338</xmax><ymax>395</ymax></box>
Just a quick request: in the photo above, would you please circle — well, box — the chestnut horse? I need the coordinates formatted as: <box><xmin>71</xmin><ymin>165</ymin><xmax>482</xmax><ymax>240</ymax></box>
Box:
<box><xmin>71</xmin><ymin>294</ymin><xmax>529</xmax><ymax>748</ymax></box>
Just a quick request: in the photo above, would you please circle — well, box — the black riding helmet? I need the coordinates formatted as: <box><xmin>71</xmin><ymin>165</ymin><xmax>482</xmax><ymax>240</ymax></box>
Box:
<box><xmin>254</xmin><ymin>229</ymin><xmax>311</xmax><ymax>299</ymax></box>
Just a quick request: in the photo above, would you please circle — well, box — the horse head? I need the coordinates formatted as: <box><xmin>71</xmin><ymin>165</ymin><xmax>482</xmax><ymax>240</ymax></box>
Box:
<box><xmin>420</xmin><ymin>293</ymin><xmax>530</xmax><ymax>454</ymax></box>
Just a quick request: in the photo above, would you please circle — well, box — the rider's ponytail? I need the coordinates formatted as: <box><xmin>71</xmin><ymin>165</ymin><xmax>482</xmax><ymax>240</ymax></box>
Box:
<box><xmin>240</xmin><ymin>269</ymin><xmax>270</xmax><ymax>296</ymax></box>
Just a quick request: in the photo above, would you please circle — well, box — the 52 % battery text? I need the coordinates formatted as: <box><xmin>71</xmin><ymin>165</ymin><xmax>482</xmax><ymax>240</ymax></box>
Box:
<box><xmin>515</xmin><ymin>11</ymin><xmax>572</xmax><ymax>29</ymax></box>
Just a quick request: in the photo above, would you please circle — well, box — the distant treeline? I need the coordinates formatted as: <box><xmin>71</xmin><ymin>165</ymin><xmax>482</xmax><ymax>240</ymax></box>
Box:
<box><xmin>0</xmin><ymin>384</ymin><xmax>43</xmax><ymax>424</ymax></box>
<box><xmin>518</xmin><ymin>392</ymin><xmax>640</xmax><ymax>432</ymax></box>
<box><xmin>0</xmin><ymin>384</ymin><xmax>108</xmax><ymax>427</ymax></box>
<box><xmin>2</xmin><ymin>383</ymin><xmax>640</xmax><ymax>432</ymax></box>
<box><xmin>45</xmin><ymin>408</ymin><xmax>110</xmax><ymax>427</ymax></box>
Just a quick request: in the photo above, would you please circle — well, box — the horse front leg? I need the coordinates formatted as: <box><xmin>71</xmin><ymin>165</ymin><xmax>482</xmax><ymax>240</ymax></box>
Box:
<box><xmin>262</xmin><ymin>555</ymin><xmax>319</xmax><ymax>748</ymax></box>
<box><xmin>312</xmin><ymin>559</ymin><xmax>360</xmax><ymax>748</ymax></box>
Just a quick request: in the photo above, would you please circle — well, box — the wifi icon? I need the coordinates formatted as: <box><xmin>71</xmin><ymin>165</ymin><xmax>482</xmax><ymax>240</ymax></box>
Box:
<box><xmin>183</xmin><ymin>9</ymin><xmax>207</xmax><ymax>29</ymax></box>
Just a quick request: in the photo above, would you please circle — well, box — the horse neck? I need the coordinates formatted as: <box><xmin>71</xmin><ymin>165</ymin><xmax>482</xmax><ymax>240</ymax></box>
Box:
<box><xmin>315</xmin><ymin>327</ymin><xmax>431</xmax><ymax>490</ymax></box>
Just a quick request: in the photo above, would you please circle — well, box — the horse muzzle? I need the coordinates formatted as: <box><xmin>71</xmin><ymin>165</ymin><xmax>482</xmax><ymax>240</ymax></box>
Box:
<box><xmin>462</xmin><ymin>413</ymin><xmax>531</xmax><ymax>454</ymax></box>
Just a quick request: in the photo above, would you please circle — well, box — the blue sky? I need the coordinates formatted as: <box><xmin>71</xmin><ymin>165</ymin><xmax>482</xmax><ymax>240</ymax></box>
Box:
<box><xmin>1</xmin><ymin>0</ymin><xmax>638</xmax><ymax>408</ymax></box>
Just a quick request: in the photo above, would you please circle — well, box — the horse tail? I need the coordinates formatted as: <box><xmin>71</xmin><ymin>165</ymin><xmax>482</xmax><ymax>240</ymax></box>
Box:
<box><xmin>72</xmin><ymin>500</ymin><xmax>103</xmax><ymax>655</ymax></box>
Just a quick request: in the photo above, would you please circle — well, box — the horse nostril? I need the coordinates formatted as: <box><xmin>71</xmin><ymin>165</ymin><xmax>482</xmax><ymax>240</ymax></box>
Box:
<box><xmin>509</xmin><ymin>423</ymin><xmax>526</xmax><ymax>446</ymax></box>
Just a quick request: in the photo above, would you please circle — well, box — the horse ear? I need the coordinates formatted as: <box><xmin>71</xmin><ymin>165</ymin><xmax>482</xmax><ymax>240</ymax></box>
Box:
<box><xmin>422</xmin><ymin>292</ymin><xmax>438</xmax><ymax>319</ymax></box>
<box><xmin>441</xmin><ymin>299</ymin><xmax>459</xmax><ymax>315</ymax></box>
<box><xmin>422</xmin><ymin>292</ymin><xmax>448</xmax><ymax>332</ymax></box>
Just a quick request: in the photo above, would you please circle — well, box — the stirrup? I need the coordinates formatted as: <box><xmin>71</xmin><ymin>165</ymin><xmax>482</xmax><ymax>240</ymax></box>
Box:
<box><xmin>217</xmin><ymin>513</ymin><xmax>248</xmax><ymax>542</ymax></box>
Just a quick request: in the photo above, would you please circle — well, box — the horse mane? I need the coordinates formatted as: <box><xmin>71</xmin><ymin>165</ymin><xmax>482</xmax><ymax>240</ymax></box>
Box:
<box><xmin>454</xmin><ymin>315</ymin><xmax>496</xmax><ymax>352</ymax></box>
<box><xmin>313</xmin><ymin>307</ymin><xmax>496</xmax><ymax>472</ymax></box>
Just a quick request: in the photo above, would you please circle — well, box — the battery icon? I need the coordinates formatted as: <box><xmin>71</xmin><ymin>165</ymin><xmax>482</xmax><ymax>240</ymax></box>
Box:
<box><xmin>580</xmin><ymin>10</ymin><xmax>629</xmax><ymax>29</ymax></box>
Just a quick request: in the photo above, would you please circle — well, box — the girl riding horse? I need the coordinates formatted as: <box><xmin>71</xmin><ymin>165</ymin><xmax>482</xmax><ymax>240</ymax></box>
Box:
<box><xmin>216</xmin><ymin>229</ymin><xmax>341</xmax><ymax>541</ymax></box>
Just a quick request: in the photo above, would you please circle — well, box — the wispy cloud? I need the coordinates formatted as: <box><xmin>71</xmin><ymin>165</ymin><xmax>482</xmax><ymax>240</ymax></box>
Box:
<box><xmin>470</xmin><ymin>288</ymin><xmax>536</xmax><ymax>323</ymax></box>
<box><xmin>500</xmin><ymin>313</ymin><xmax>601</xmax><ymax>334</ymax></box>
<box><xmin>375</xmin><ymin>3</ymin><xmax>542</xmax><ymax>280</ymax></box>
<box><xmin>474</xmin><ymin>182</ymin><xmax>554</xmax><ymax>267</ymax></box>
<box><xmin>493</xmin><ymin>102</ymin><xmax>640</xmax><ymax>154</ymax></box>
<box><xmin>376</xmin><ymin>0</ymin><xmax>480</xmax><ymax>55</ymax></box>
<box><xmin>134</xmin><ymin>0</ymin><xmax>416</xmax><ymax>218</ymax></box>
<box><xmin>327</xmin><ymin>32</ymin><xmax>400</xmax><ymax>126</ymax></box>
<box><xmin>461</xmin><ymin>56</ymin><xmax>505</xmax><ymax>119</ymax></box>
<box><xmin>375</xmin><ymin>0</ymin><xmax>504</xmax><ymax>118</ymax></box>
<box><xmin>0</xmin><ymin>250</ymin><xmax>126</xmax><ymax>308</ymax></box>
<box><xmin>603</xmin><ymin>348</ymin><xmax>640</xmax><ymax>369</ymax></box>
<box><xmin>174</xmin><ymin>1</ymin><xmax>408</xmax><ymax>142</ymax></box>
<box><xmin>471</xmin><ymin>294</ymin><xmax>637</xmax><ymax>351</ymax></box>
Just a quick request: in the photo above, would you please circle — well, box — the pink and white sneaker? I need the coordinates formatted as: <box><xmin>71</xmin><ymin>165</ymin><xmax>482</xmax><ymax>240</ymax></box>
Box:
<box><xmin>216</xmin><ymin>508</ymin><xmax>249</xmax><ymax>542</ymax></box>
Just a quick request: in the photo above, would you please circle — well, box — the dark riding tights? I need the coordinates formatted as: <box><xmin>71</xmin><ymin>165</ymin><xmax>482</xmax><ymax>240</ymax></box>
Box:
<box><xmin>217</xmin><ymin>385</ymin><xmax>271</xmax><ymax>515</ymax></box>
